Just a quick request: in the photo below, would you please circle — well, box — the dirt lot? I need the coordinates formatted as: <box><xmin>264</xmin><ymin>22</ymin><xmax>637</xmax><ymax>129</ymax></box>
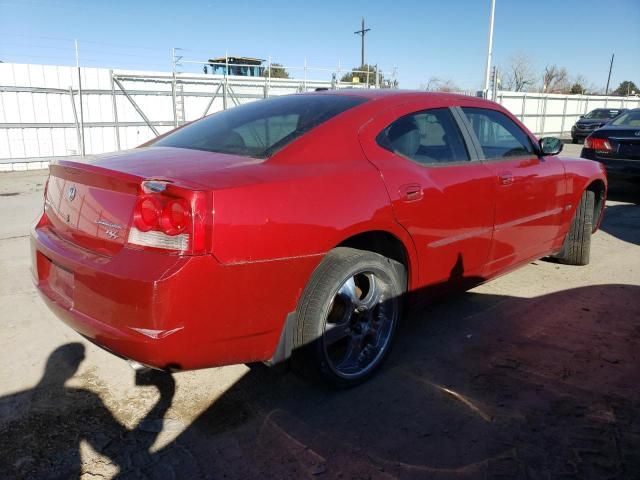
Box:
<box><xmin>1</xmin><ymin>150</ymin><xmax>639</xmax><ymax>479</ymax></box>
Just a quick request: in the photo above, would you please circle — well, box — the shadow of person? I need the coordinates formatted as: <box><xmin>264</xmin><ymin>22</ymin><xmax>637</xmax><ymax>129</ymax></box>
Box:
<box><xmin>0</xmin><ymin>343</ymin><xmax>128</xmax><ymax>479</ymax></box>
<box><xmin>112</xmin><ymin>369</ymin><xmax>177</xmax><ymax>479</ymax></box>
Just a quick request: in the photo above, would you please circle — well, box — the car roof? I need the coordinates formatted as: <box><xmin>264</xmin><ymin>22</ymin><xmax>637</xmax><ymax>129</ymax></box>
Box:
<box><xmin>591</xmin><ymin>107</ymin><xmax>625</xmax><ymax>112</ymax></box>
<box><xmin>309</xmin><ymin>89</ymin><xmax>471</xmax><ymax>100</ymax></box>
<box><xmin>305</xmin><ymin>89</ymin><xmax>496</xmax><ymax>110</ymax></box>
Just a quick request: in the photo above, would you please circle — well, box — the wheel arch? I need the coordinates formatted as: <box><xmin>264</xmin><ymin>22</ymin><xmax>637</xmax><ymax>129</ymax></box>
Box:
<box><xmin>586</xmin><ymin>179</ymin><xmax>606</xmax><ymax>231</ymax></box>
<box><xmin>335</xmin><ymin>229</ymin><xmax>417</xmax><ymax>290</ymax></box>
<box><xmin>268</xmin><ymin>228</ymin><xmax>417</xmax><ymax>367</ymax></box>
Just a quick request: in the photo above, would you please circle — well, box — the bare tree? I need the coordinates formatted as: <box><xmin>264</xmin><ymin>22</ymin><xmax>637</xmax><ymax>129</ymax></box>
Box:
<box><xmin>569</xmin><ymin>74</ymin><xmax>587</xmax><ymax>94</ymax></box>
<box><xmin>502</xmin><ymin>54</ymin><xmax>536</xmax><ymax>92</ymax></box>
<box><xmin>569</xmin><ymin>74</ymin><xmax>601</xmax><ymax>95</ymax></box>
<box><xmin>542</xmin><ymin>65</ymin><xmax>570</xmax><ymax>93</ymax></box>
<box><xmin>423</xmin><ymin>76</ymin><xmax>460</xmax><ymax>92</ymax></box>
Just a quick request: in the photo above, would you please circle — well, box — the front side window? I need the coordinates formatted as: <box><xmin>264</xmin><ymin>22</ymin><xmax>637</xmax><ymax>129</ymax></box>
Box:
<box><xmin>462</xmin><ymin>107</ymin><xmax>534</xmax><ymax>159</ymax></box>
<box><xmin>153</xmin><ymin>94</ymin><xmax>367</xmax><ymax>159</ymax></box>
<box><xmin>376</xmin><ymin>108</ymin><xmax>469</xmax><ymax>165</ymax></box>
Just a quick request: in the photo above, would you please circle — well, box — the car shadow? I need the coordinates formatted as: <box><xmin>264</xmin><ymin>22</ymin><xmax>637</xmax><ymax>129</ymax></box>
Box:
<box><xmin>3</xmin><ymin>285</ymin><xmax>639</xmax><ymax>479</ymax></box>
<box><xmin>606</xmin><ymin>181</ymin><xmax>640</xmax><ymax>204</ymax></box>
<box><xmin>131</xmin><ymin>281</ymin><xmax>638</xmax><ymax>479</ymax></box>
<box><xmin>599</xmin><ymin>201</ymin><xmax>640</xmax><ymax>245</ymax></box>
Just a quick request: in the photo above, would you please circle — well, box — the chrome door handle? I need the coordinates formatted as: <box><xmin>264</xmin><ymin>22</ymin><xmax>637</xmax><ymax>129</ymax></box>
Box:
<box><xmin>499</xmin><ymin>172</ymin><xmax>514</xmax><ymax>185</ymax></box>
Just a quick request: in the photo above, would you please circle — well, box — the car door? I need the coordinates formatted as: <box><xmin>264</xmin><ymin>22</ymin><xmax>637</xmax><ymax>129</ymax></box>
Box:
<box><xmin>458</xmin><ymin>106</ymin><xmax>566</xmax><ymax>276</ymax></box>
<box><xmin>359</xmin><ymin>101</ymin><xmax>496</xmax><ymax>294</ymax></box>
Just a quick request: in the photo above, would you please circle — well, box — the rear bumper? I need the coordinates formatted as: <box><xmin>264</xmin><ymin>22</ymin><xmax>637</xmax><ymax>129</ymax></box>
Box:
<box><xmin>581</xmin><ymin>148</ymin><xmax>640</xmax><ymax>182</ymax></box>
<box><xmin>31</xmin><ymin>221</ymin><xmax>322</xmax><ymax>370</ymax></box>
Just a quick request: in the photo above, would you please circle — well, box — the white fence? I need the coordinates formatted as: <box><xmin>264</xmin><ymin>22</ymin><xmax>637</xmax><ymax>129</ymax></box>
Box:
<box><xmin>496</xmin><ymin>91</ymin><xmax>640</xmax><ymax>136</ymax></box>
<box><xmin>1</xmin><ymin>62</ymin><xmax>639</xmax><ymax>165</ymax></box>
<box><xmin>0</xmin><ymin>62</ymin><xmax>368</xmax><ymax>162</ymax></box>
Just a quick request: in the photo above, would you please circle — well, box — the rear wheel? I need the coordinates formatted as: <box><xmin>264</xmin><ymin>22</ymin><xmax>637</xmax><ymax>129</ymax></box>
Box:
<box><xmin>555</xmin><ymin>190</ymin><xmax>595</xmax><ymax>266</ymax></box>
<box><xmin>293</xmin><ymin>247</ymin><xmax>406</xmax><ymax>388</ymax></box>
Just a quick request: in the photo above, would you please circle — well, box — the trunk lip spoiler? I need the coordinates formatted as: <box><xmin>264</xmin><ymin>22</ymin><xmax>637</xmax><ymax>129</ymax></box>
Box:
<box><xmin>50</xmin><ymin>160</ymin><xmax>209</xmax><ymax>193</ymax></box>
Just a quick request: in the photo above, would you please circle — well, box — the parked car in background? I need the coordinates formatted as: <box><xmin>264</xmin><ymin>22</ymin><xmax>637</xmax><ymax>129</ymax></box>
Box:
<box><xmin>571</xmin><ymin>108</ymin><xmax>626</xmax><ymax>143</ymax></box>
<box><xmin>31</xmin><ymin>91</ymin><xmax>607</xmax><ymax>388</ymax></box>
<box><xmin>582</xmin><ymin>108</ymin><xmax>640</xmax><ymax>188</ymax></box>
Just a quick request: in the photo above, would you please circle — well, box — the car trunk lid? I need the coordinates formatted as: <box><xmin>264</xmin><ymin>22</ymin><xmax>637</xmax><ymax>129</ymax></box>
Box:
<box><xmin>45</xmin><ymin>162</ymin><xmax>143</xmax><ymax>255</ymax></box>
<box><xmin>45</xmin><ymin>147</ymin><xmax>252</xmax><ymax>255</ymax></box>
<box><xmin>595</xmin><ymin>128</ymin><xmax>640</xmax><ymax>160</ymax></box>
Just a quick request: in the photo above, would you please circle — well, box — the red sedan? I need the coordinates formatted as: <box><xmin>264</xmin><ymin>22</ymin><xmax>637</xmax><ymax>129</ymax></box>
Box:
<box><xmin>31</xmin><ymin>91</ymin><xmax>607</xmax><ymax>387</ymax></box>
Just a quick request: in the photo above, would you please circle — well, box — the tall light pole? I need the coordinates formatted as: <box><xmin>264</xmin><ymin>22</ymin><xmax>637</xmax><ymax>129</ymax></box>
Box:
<box><xmin>75</xmin><ymin>39</ymin><xmax>85</xmax><ymax>157</ymax></box>
<box><xmin>354</xmin><ymin>17</ymin><xmax>371</xmax><ymax>67</ymax></box>
<box><xmin>483</xmin><ymin>0</ymin><xmax>496</xmax><ymax>98</ymax></box>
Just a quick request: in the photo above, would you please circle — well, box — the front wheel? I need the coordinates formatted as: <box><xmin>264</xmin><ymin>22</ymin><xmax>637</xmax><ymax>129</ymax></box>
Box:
<box><xmin>554</xmin><ymin>190</ymin><xmax>595</xmax><ymax>266</ymax></box>
<box><xmin>293</xmin><ymin>247</ymin><xmax>406</xmax><ymax>388</ymax></box>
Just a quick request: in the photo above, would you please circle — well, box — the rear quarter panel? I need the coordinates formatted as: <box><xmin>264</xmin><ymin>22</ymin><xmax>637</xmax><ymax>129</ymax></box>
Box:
<box><xmin>560</xmin><ymin>157</ymin><xmax>607</xmax><ymax>231</ymax></box>
<box><xmin>192</xmin><ymin>115</ymin><xmax>421</xmax><ymax>361</ymax></box>
<box><xmin>202</xmin><ymin>100</ymin><xmax>419</xmax><ymax>275</ymax></box>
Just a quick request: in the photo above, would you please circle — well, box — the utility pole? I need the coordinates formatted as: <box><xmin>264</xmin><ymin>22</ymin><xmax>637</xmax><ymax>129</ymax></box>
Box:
<box><xmin>354</xmin><ymin>17</ymin><xmax>371</xmax><ymax>67</ymax></box>
<box><xmin>605</xmin><ymin>53</ymin><xmax>614</xmax><ymax>95</ymax></box>
<box><xmin>483</xmin><ymin>0</ymin><xmax>496</xmax><ymax>98</ymax></box>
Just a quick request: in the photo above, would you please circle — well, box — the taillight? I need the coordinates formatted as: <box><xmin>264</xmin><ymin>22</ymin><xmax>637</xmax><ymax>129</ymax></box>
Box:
<box><xmin>160</xmin><ymin>199</ymin><xmax>190</xmax><ymax>235</ymax></box>
<box><xmin>584</xmin><ymin>136</ymin><xmax>612</xmax><ymax>152</ymax></box>
<box><xmin>127</xmin><ymin>182</ymin><xmax>210</xmax><ymax>255</ymax></box>
<box><xmin>133</xmin><ymin>196</ymin><xmax>162</xmax><ymax>232</ymax></box>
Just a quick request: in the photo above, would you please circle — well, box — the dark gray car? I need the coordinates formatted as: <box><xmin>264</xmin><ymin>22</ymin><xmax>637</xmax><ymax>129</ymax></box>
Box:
<box><xmin>571</xmin><ymin>108</ymin><xmax>626</xmax><ymax>143</ymax></box>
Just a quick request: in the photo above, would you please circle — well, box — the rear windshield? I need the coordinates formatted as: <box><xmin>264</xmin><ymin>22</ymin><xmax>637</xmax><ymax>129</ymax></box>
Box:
<box><xmin>152</xmin><ymin>94</ymin><xmax>367</xmax><ymax>158</ymax></box>
<box><xmin>584</xmin><ymin>109</ymin><xmax>621</xmax><ymax>119</ymax></box>
<box><xmin>609</xmin><ymin>110</ymin><xmax>640</xmax><ymax>127</ymax></box>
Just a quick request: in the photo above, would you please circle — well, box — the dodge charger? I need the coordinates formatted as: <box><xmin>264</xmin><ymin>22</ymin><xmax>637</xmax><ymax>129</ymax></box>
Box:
<box><xmin>31</xmin><ymin>91</ymin><xmax>607</xmax><ymax>387</ymax></box>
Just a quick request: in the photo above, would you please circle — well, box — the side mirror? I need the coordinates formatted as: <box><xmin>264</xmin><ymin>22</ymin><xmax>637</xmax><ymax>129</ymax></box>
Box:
<box><xmin>579</xmin><ymin>115</ymin><xmax>585</xmax><ymax>118</ymax></box>
<box><xmin>539</xmin><ymin>137</ymin><xmax>563</xmax><ymax>156</ymax></box>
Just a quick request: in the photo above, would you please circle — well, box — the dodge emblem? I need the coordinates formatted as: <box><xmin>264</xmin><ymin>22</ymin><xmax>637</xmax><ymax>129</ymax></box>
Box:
<box><xmin>67</xmin><ymin>185</ymin><xmax>77</xmax><ymax>202</ymax></box>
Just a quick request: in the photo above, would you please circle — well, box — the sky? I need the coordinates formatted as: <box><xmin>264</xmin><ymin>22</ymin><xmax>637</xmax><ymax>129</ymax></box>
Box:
<box><xmin>0</xmin><ymin>0</ymin><xmax>639</xmax><ymax>91</ymax></box>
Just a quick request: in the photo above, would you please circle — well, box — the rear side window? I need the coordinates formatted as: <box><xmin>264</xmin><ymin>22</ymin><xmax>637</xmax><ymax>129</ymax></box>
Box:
<box><xmin>585</xmin><ymin>109</ymin><xmax>621</xmax><ymax>119</ymax></box>
<box><xmin>462</xmin><ymin>107</ymin><xmax>534</xmax><ymax>159</ymax></box>
<box><xmin>610</xmin><ymin>109</ymin><xmax>640</xmax><ymax>127</ymax></box>
<box><xmin>153</xmin><ymin>95</ymin><xmax>367</xmax><ymax>159</ymax></box>
<box><xmin>377</xmin><ymin>108</ymin><xmax>469</xmax><ymax>165</ymax></box>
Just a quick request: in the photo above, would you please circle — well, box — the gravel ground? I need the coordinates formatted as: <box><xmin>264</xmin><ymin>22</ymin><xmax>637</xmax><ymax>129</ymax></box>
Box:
<box><xmin>0</xmin><ymin>153</ymin><xmax>638</xmax><ymax>479</ymax></box>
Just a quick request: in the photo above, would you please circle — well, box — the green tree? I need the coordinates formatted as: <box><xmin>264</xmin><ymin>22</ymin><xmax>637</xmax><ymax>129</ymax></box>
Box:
<box><xmin>340</xmin><ymin>64</ymin><xmax>383</xmax><ymax>86</ymax></box>
<box><xmin>570</xmin><ymin>82</ymin><xmax>585</xmax><ymax>94</ymax></box>
<box><xmin>264</xmin><ymin>63</ymin><xmax>289</xmax><ymax>79</ymax></box>
<box><xmin>613</xmin><ymin>80</ymin><xmax>639</xmax><ymax>96</ymax></box>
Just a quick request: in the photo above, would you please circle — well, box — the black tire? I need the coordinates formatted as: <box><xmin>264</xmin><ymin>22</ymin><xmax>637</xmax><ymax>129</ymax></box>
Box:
<box><xmin>555</xmin><ymin>190</ymin><xmax>595</xmax><ymax>266</ymax></box>
<box><xmin>293</xmin><ymin>247</ymin><xmax>406</xmax><ymax>388</ymax></box>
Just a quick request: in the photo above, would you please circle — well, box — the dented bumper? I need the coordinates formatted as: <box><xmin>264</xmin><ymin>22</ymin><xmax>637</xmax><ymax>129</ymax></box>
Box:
<box><xmin>31</xmin><ymin>222</ymin><xmax>322</xmax><ymax>370</ymax></box>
